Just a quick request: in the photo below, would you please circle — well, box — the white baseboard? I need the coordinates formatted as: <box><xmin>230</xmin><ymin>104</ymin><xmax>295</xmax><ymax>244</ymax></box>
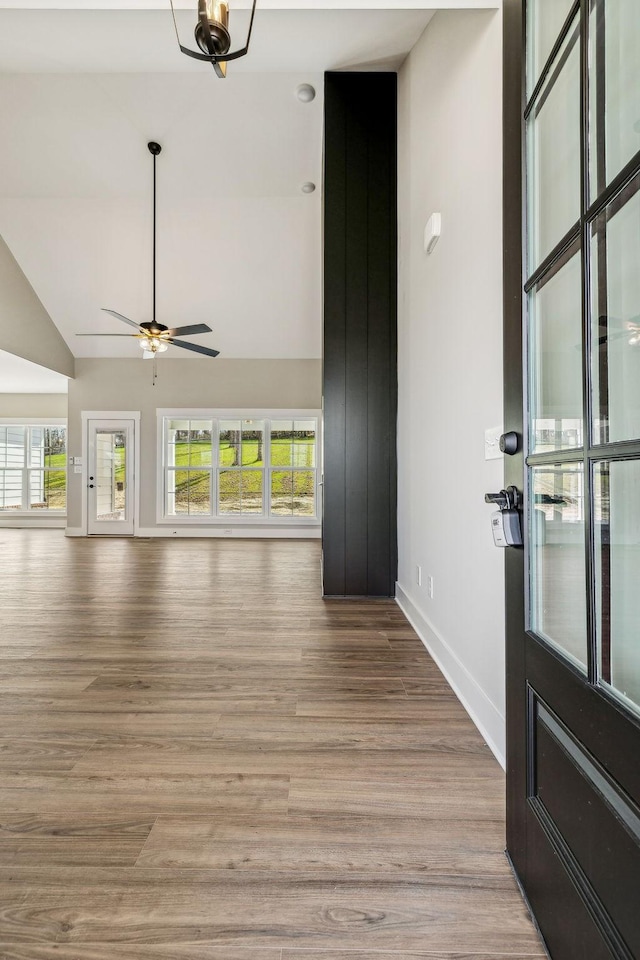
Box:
<box><xmin>0</xmin><ymin>516</ymin><xmax>66</xmax><ymax>529</ymax></box>
<box><xmin>137</xmin><ymin>526</ymin><xmax>321</xmax><ymax>539</ymax></box>
<box><xmin>65</xmin><ymin>526</ymin><xmax>321</xmax><ymax>539</ymax></box>
<box><xmin>62</xmin><ymin>523</ymin><xmax>322</xmax><ymax>540</ymax></box>
<box><xmin>396</xmin><ymin>581</ymin><xmax>506</xmax><ymax>769</ymax></box>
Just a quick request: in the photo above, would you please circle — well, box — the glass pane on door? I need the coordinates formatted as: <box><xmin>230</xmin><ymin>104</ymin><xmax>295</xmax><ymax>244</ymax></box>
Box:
<box><xmin>530</xmin><ymin>463</ymin><xmax>588</xmax><ymax>671</ymax></box>
<box><xmin>528</xmin><ymin>17</ymin><xmax>581</xmax><ymax>269</ymax></box>
<box><xmin>594</xmin><ymin>460</ymin><xmax>640</xmax><ymax>717</ymax></box>
<box><xmin>590</xmin><ymin>178</ymin><xmax>640</xmax><ymax>444</ymax></box>
<box><xmin>527</xmin><ymin>0</ymin><xmax>575</xmax><ymax>95</ymax></box>
<box><xmin>95</xmin><ymin>430</ymin><xmax>127</xmax><ymax>522</ymax></box>
<box><xmin>529</xmin><ymin>249</ymin><xmax>584</xmax><ymax>453</ymax></box>
<box><xmin>589</xmin><ymin>0</ymin><xmax>640</xmax><ymax>200</ymax></box>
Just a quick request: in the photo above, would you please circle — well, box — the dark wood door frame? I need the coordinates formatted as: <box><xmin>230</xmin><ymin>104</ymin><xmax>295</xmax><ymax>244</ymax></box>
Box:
<box><xmin>502</xmin><ymin>0</ymin><xmax>527</xmax><ymax>873</ymax></box>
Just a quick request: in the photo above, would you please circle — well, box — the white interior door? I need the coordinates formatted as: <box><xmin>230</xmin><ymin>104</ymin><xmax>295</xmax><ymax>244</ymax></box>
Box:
<box><xmin>87</xmin><ymin>419</ymin><xmax>135</xmax><ymax>535</ymax></box>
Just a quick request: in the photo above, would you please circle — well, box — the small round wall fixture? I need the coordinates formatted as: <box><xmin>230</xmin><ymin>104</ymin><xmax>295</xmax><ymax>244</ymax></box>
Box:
<box><xmin>301</xmin><ymin>182</ymin><xmax>316</xmax><ymax>194</ymax></box>
<box><xmin>296</xmin><ymin>83</ymin><xmax>316</xmax><ymax>103</ymax></box>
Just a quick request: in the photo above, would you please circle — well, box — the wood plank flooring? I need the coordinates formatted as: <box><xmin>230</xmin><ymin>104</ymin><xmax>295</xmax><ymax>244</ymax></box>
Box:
<box><xmin>0</xmin><ymin>531</ymin><xmax>545</xmax><ymax>959</ymax></box>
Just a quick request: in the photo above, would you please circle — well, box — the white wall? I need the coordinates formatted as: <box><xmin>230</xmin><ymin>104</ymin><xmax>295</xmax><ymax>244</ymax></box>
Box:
<box><xmin>0</xmin><ymin>394</ymin><xmax>67</xmax><ymax>418</ymax></box>
<box><xmin>66</xmin><ymin>357</ymin><xmax>322</xmax><ymax>532</ymax></box>
<box><xmin>396</xmin><ymin>8</ymin><xmax>506</xmax><ymax>764</ymax></box>
<box><xmin>0</xmin><ymin>233</ymin><xmax>74</xmax><ymax>378</ymax></box>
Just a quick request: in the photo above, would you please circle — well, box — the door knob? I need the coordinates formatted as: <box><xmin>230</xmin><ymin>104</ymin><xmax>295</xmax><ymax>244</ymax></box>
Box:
<box><xmin>499</xmin><ymin>431</ymin><xmax>519</xmax><ymax>455</ymax></box>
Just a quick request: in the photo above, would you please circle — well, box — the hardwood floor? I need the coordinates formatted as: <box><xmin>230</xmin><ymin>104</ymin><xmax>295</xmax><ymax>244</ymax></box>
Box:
<box><xmin>0</xmin><ymin>531</ymin><xmax>545</xmax><ymax>959</ymax></box>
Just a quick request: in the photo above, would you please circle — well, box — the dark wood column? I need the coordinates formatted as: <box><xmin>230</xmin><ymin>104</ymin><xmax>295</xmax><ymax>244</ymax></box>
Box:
<box><xmin>322</xmin><ymin>72</ymin><xmax>397</xmax><ymax>598</ymax></box>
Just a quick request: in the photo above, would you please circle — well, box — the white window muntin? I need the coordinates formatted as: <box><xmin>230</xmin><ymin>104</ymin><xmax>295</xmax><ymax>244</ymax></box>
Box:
<box><xmin>0</xmin><ymin>420</ymin><xmax>67</xmax><ymax>514</ymax></box>
<box><xmin>165</xmin><ymin>417</ymin><xmax>216</xmax><ymax>518</ymax></box>
<box><xmin>158</xmin><ymin>410</ymin><xmax>320</xmax><ymax>523</ymax></box>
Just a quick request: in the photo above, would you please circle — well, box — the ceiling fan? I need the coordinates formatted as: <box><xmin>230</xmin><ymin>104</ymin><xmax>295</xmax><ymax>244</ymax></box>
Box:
<box><xmin>77</xmin><ymin>141</ymin><xmax>220</xmax><ymax>361</ymax></box>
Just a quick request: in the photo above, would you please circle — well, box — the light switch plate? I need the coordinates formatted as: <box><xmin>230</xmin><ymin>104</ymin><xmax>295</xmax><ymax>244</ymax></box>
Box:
<box><xmin>485</xmin><ymin>426</ymin><xmax>503</xmax><ymax>461</ymax></box>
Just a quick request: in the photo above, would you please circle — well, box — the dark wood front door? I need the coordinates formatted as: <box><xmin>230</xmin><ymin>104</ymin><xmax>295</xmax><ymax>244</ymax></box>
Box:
<box><xmin>504</xmin><ymin>2</ymin><xmax>640</xmax><ymax>957</ymax></box>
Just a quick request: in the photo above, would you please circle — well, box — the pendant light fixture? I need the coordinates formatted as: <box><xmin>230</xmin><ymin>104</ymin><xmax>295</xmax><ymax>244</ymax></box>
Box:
<box><xmin>169</xmin><ymin>0</ymin><xmax>258</xmax><ymax>78</ymax></box>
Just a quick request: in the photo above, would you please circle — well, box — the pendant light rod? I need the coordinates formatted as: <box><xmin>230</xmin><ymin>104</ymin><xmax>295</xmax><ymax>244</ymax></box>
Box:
<box><xmin>148</xmin><ymin>141</ymin><xmax>162</xmax><ymax>325</ymax></box>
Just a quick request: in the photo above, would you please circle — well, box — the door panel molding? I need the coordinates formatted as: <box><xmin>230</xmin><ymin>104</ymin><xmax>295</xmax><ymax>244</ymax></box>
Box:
<box><xmin>527</xmin><ymin>641</ymin><xmax>640</xmax><ymax>800</ymax></box>
<box><xmin>526</xmin><ymin>807</ymin><xmax>621</xmax><ymax>960</ymax></box>
<box><xmin>526</xmin><ymin>694</ymin><xmax>640</xmax><ymax>959</ymax></box>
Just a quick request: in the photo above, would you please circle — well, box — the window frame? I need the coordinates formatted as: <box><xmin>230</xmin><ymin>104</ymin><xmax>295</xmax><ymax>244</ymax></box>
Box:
<box><xmin>157</xmin><ymin>409</ymin><xmax>322</xmax><ymax>525</ymax></box>
<box><xmin>0</xmin><ymin>418</ymin><xmax>68</xmax><ymax>515</ymax></box>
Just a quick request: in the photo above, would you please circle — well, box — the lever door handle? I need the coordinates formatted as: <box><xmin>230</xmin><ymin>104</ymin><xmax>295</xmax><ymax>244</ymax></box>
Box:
<box><xmin>485</xmin><ymin>486</ymin><xmax>521</xmax><ymax>510</ymax></box>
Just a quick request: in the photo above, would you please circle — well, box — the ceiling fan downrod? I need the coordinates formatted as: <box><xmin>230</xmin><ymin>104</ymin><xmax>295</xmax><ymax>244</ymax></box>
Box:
<box><xmin>148</xmin><ymin>141</ymin><xmax>162</xmax><ymax>329</ymax></box>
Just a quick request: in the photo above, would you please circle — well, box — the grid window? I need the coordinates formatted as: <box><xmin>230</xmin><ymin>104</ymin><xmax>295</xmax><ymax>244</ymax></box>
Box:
<box><xmin>270</xmin><ymin>419</ymin><xmax>316</xmax><ymax>516</ymax></box>
<box><xmin>218</xmin><ymin>420</ymin><xmax>264</xmax><ymax>515</ymax></box>
<box><xmin>162</xmin><ymin>414</ymin><xmax>318</xmax><ymax>521</ymax></box>
<box><xmin>166</xmin><ymin>420</ymin><xmax>213</xmax><ymax>517</ymax></box>
<box><xmin>0</xmin><ymin>425</ymin><xmax>66</xmax><ymax>513</ymax></box>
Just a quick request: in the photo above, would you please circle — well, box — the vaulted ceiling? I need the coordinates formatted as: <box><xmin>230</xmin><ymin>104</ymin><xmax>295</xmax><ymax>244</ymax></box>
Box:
<box><xmin>0</xmin><ymin>0</ymin><xmax>493</xmax><ymax>380</ymax></box>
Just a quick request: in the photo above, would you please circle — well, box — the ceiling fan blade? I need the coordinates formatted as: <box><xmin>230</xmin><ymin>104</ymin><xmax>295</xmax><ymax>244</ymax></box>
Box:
<box><xmin>166</xmin><ymin>323</ymin><xmax>213</xmax><ymax>337</ymax></box>
<box><xmin>169</xmin><ymin>338</ymin><xmax>220</xmax><ymax>358</ymax></box>
<box><xmin>76</xmin><ymin>333</ymin><xmax>139</xmax><ymax>337</ymax></box>
<box><xmin>101</xmin><ymin>308</ymin><xmax>142</xmax><ymax>330</ymax></box>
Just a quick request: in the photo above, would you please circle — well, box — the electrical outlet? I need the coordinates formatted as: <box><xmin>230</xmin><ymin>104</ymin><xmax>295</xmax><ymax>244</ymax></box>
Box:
<box><xmin>427</xmin><ymin>576</ymin><xmax>434</xmax><ymax>599</ymax></box>
<box><xmin>416</xmin><ymin>565</ymin><xmax>422</xmax><ymax>587</ymax></box>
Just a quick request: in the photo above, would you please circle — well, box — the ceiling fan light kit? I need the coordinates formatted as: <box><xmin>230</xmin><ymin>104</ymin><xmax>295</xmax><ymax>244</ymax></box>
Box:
<box><xmin>169</xmin><ymin>0</ymin><xmax>258</xmax><ymax>79</ymax></box>
<box><xmin>77</xmin><ymin>140</ymin><xmax>220</xmax><ymax>381</ymax></box>
<box><xmin>140</xmin><ymin>337</ymin><xmax>168</xmax><ymax>353</ymax></box>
